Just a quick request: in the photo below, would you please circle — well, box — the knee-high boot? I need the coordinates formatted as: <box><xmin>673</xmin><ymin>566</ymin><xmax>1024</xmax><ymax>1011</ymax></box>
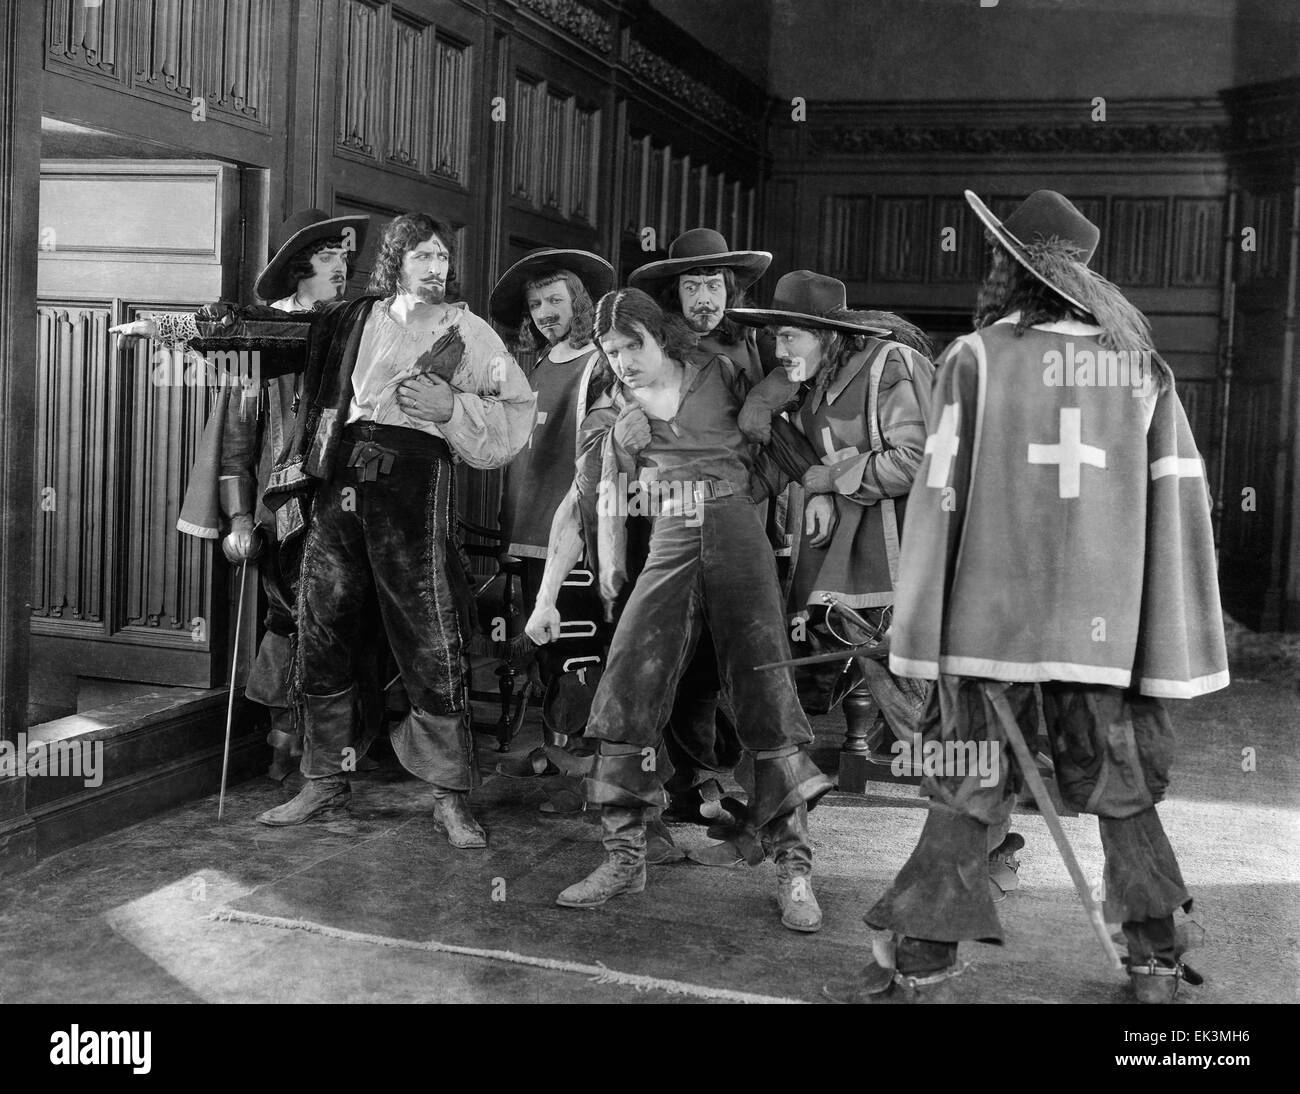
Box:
<box><xmin>555</xmin><ymin>804</ymin><xmax>647</xmax><ymax>907</ymax></box>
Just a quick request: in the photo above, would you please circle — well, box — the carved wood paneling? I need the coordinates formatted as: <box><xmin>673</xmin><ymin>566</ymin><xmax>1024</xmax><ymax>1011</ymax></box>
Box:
<box><xmin>431</xmin><ymin>34</ymin><xmax>470</xmax><ymax>183</ymax></box>
<box><xmin>1239</xmin><ymin>189</ymin><xmax>1286</xmax><ymax>282</ymax></box>
<box><xmin>132</xmin><ymin>0</ymin><xmax>202</xmax><ymax>106</ymax></box>
<box><xmin>1171</xmin><ymin>198</ymin><xmax>1223</xmax><ymax>287</ymax></box>
<box><xmin>511</xmin><ymin>75</ymin><xmax>540</xmax><ymax>201</ymax></box>
<box><xmin>931</xmin><ymin>196</ymin><xmax>982</xmax><ymax>284</ymax></box>
<box><xmin>387</xmin><ymin>11</ymin><xmax>431</xmax><ymax>170</ymax></box>
<box><xmin>120</xmin><ymin>310</ymin><xmax>215</xmax><ymax>637</ymax></box>
<box><xmin>336</xmin><ymin>0</ymin><xmax>383</xmax><ymax>159</ymax></box>
<box><xmin>46</xmin><ymin>0</ymin><xmax>124</xmax><ymax>84</ymax></box>
<box><xmin>646</xmin><ymin>144</ymin><xmax>665</xmax><ymax>241</ymax></box>
<box><xmin>32</xmin><ymin>305</ymin><xmax>112</xmax><ymax>627</ymax></box>
<box><xmin>623</xmin><ymin>133</ymin><xmax>644</xmax><ymax>234</ymax></box>
<box><xmin>541</xmin><ymin>90</ymin><xmax>568</xmax><ymax>211</ymax></box>
<box><xmin>1221</xmin><ymin>381</ymin><xmax>1276</xmax><ymax>560</ymax></box>
<box><xmin>875</xmin><ymin>197</ymin><xmax>929</xmax><ymax>282</ymax></box>
<box><xmin>666</xmin><ymin>154</ymin><xmax>684</xmax><ymax>241</ymax></box>
<box><xmin>1107</xmin><ymin>197</ymin><xmax>1169</xmax><ymax>286</ymax></box>
<box><xmin>206</xmin><ymin>0</ymin><xmax>271</xmax><ymax>125</ymax></box>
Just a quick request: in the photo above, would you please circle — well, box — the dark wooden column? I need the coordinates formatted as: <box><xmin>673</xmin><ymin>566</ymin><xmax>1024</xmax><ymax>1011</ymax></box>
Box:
<box><xmin>0</xmin><ymin>0</ymin><xmax>44</xmax><ymax>832</ymax></box>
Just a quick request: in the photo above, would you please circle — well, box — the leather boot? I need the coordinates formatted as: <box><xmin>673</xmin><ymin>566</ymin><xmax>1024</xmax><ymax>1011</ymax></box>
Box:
<box><xmin>555</xmin><ymin>805</ymin><xmax>647</xmax><ymax>908</ymax></box>
<box><xmin>266</xmin><ymin>708</ymin><xmax>298</xmax><ymax>784</ymax></box>
<box><xmin>257</xmin><ymin>774</ymin><xmax>350</xmax><ymax>826</ymax></box>
<box><xmin>765</xmin><ymin>803</ymin><xmax>822</xmax><ymax>932</ymax></box>
<box><xmin>431</xmin><ymin>789</ymin><xmax>488</xmax><ymax>849</ymax></box>
<box><xmin>645</xmin><ymin>814</ymin><xmax>686</xmax><ymax>864</ymax></box>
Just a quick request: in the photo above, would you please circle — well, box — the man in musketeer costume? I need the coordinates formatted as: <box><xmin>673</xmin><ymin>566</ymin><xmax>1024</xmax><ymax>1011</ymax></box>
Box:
<box><xmin>824</xmin><ymin>191</ymin><xmax>1228</xmax><ymax>1003</ymax></box>
<box><xmin>112</xmin><ymin>209</ymin><xmax>376</xmax><ymax>783</ymax></box>
<box><xmin>730</xmin><ymin>271</ymin><xmax>935</xmax><ymax>779</ymax></box>
<box><xmin>526</xmin><ymin>288</ymin><xmax>833</xmax><ymax>932</ymax></box>
<box><xmin>486</xmin><ymin>249</ymin><xmax>614</xmax><ymax>805</ymax></box>
<box><xmin>624</xmin><ymin>228</ymin><xmax>775</xmax><ymax>828</ymax></box>
<box><xmin>255</xmin><ymin>213</ymin><xmax>535</xmax><ymax>847</ymax></box>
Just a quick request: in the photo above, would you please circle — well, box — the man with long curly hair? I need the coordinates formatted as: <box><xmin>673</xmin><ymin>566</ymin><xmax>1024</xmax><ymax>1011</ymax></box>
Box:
<box><xmin>824</xmin><ymin>190</ymin><xmax>1228</xmax><ymax>1003</ymax></box>
<box><xmin>486</xmin><ymin>251</ymin><xmax>614</xmax><ymax>799</ymax></box>
<box><xmin>258</xmin><ymin>213</ymin><xmax>535</xmax><ymax>847</ymax></box>
<box><xmin>526</xmin><ymin>288</ymin><xmax>834</xmax><ymax>932</ymax></box>
<box><xmin>730</xmin><ymin>271</ymin><xmax>937</xmax><ymax>784</ymax></box>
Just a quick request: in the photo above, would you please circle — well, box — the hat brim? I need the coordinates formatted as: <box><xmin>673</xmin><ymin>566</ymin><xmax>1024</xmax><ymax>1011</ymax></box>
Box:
<box><xmin>629</xmin><ymin>250</ymin><xmax>772</xmax><ymax>295</ymax></box>
<box><xmin>254</xmin><ymin>215</ymin><xmax>370</xmax><ymax>303</ymax></box>
<box><xmin>964</xmin><ymin>190</ymin><xmax>1091</xmax><ymax>317</ymax></box>
<box><xmin>489</xmin><ymin>250</ymin><xmax>615</xmax><ymax>328</ymax></box>
<box><xmin>725</xmin><ymin>307</ymin><xmax>890</xmax><ymax>336</ymax></box>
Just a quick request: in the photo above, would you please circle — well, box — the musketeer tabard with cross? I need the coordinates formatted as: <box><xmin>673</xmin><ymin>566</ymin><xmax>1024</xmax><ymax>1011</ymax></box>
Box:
<box><xmin>486</xmin><ymin>248</ymin><xmax>614</xmax><ymax>798</ymax></box>
<box><xmin>823</xmin><ymin>190</ymin><xmax>1229</xmax><ymax>1004</ymax></box>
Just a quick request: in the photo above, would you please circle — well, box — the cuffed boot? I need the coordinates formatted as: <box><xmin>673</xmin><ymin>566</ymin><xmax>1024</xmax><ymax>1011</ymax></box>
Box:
<box><xmin>765</xmin><ymin>803</ymin><xmax>822</xmax><ymax>933</ymax></box>
<box><xmin>257</xmin><ymin>773</ymin><xmax>351</xmax><ymax>826</ymax></box>
<box><xmin>266</xmin><ymin>707</ymin><xmax>298</xmax><ymax>784</ymax></box>
<box><xmin>555</xmin><ymin>805</ymin><xmax>647</xmax><ymax>908</ymax></box>
<box><xmin>431</xmin><ymin>788</ymin><xmax>487</xmax><ymax>849</ymax></box>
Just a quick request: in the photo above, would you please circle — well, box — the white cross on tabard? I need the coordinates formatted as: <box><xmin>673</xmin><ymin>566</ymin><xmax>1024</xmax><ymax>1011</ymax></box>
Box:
<box><xmin>527</xmin><ymin>410</ymin><xmax>548</xmax><ymax>449</ymax></box>
<box><xmin>1149</xmin><ymin>455</ymin><xmax>1202</xmax><ymax>481</ymax></box>
<box><xmin>924</xmin><ymin>402</ymin><xmax>960</xmax><ymax>488</ymax></box>
<box><xmin>1027</xmin><ymin>407</ymin><xmax>1106</xmax><ymax>498</ymax></box>
<box><xmin>819</xmin><ymin>426</ymin><xmax>860</xmax><ymax>465</ymax></box>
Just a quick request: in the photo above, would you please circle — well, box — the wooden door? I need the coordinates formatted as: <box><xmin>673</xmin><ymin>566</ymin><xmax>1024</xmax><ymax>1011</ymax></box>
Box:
<box><xmin>32</xmin><ymin>160</ymin><xmax>241</xmax><ymax>688</ymax></box>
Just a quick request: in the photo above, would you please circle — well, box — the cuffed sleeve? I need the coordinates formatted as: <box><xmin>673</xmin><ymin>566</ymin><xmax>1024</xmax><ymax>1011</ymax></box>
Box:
<box><xmin>842</xmin><ymin>351</ymin><xmax>926</xmax><ymax>505</ymax></box>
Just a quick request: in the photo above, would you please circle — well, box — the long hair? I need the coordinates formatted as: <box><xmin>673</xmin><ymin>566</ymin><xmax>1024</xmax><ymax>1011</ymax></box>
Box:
<box><xmin>589</xmin><ymin>287</ymin><xmax>698</xmax><ymax>400</ymax></box>
<box><xmin>974</xmin><ymin>239</ymin><xmax>1171</xmax><ymax>391</ymax></box>
<box><xmin>514</xmin><ymin>269</ymin><xmax>595</xmax><ymax>352</ymax></box>
<box><xmin>793</xmin><ymin>309</ymin><xmax>935</xmax><ymax>390</ymax></box>
<box><xmin>284</xmin><ymin>235</ymin><xmax>357</xmax><ymax>296</ymax></box>
<box><xmin>366</xmin><ymin>213</ymin><xmax>458</xmax><ymax>298</ymax></box>
<box><xmin>655</xmin><ymin>265</ymin><xmax>750</xmax><ymax>345</ymax></box>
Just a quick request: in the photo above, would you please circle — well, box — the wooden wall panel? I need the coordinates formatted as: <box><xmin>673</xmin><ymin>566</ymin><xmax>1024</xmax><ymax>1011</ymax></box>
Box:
<box><xmin>46</xmin><ymin>0</ymin><xmax>126</xmax><ymax>86</ymax></box>
<box><xmin>32</xmin><ymin>305</ymin><xmax>112</xmax><ymax>628</ymax></box>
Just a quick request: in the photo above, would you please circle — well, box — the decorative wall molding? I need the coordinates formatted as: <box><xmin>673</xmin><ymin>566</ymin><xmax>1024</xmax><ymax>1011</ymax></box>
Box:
<box><xmin>517</xmin><ymin>0</ymin><xmax>613</xmax><ymax>54</ymax></box>
<box><xmin>624</xmin><ymin>39</ymin><xmax>761</xmax><ymax>146</ymax></box>
<box><xmin>778</xmin><ymin>99</ymin><xmax>1230</xmax><ymax>160</ymax></box>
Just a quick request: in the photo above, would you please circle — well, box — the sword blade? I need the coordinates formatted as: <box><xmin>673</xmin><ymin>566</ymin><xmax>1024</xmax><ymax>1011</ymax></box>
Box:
<box><xmin>218</xmin><ymin>560</ymin><xmax>249</xmax><ymax>822</ymax></box>
<box><xmin>987</xmin><ymin>683</ymin><xmax>1123</xmax><ymax>972</ymax></box>
<box><xmin>753</xmin><ymin>645</ymin><xmax>874</xmax><ymax>672</ymax></box>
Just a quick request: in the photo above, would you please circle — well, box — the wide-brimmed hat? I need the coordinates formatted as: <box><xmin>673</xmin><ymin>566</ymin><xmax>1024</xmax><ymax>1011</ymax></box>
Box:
<box><xmin>628</xmin><ymin>228</ymin><xmax>771</xmax><ymax>295</ymax></box>
<box><xmin>964</xmin><ymin>189</ymin><xmax>1098</xmax><ymax>315</ymax></box>
<box><xmin>489</xmin><ymin>248</ymin><xmax>615</xmax><ymax>328</ymax></box>
<box><xmin>726</xmin><ymin>271</ymin><xmax>890</xmax><ymax>335</ymax></box>
<box><xmin>255</xmin><ymin>209</ymin><xmax>370</xmax><ymax>302</ymax></box>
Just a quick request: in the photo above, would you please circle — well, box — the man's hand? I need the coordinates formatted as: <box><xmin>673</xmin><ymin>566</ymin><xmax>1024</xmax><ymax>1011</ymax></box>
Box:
<box><xmin>525</xmin><ymin>602</ymin><xmax>562</xmax><ymax>646</ymax></box>
<box><xmin>221</xmin><ymin>515</ymin><xmax>263</xmax><ymax>563</ymax></box>
<box><xmin>109</xmin><ymin>319</ymin><xmax>157</xmax><ymax>341</ymax></box>
<box><xmin>738</xmin><ymin>399</ymin><xmax>773</xmax><ymax>445</ymax></box>
<box><xmin>803</xmin><ymin>463</ymin><xmax>836</xmax><ymax>495</ymax></box>
<box><xmin>611</xmin><ymin>404</ymin><xmax>651</xmax><ymax>455</ymax></box>
<box><xmin>398</xmin><ymin>373</ymin><xmax>455</xmax><ymax>423</ymax></box>
<box><xmin>805</xmin><ymin>494</ymin><xmax>838</xmax><ymax>547</ymax></box>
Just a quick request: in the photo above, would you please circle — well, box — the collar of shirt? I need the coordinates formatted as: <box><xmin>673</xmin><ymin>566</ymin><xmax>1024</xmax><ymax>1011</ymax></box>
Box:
<box><xmin>994</xmin><ymin>310</ymin><xmax>1103</xmax><ymax>337</ymax></box>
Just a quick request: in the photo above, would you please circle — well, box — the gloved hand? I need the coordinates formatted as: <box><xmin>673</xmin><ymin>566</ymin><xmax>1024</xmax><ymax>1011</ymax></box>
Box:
<box><xmin>738</xmin><ymin>399</ymin><xmax>773</xmax><ymax>445</ymax></box>
<box><xmin>802</xmin><ymin>463</ymin><xmax>836</xmax><ymax>495</ymax></box>
<box><xmin>611</xmin><ymin>404</ymin><xmax>652</xmax><ymax>455</ymax></box>
<box><xmin>221</xmin><ymin>514</ymin><xmax>263</xmax><ymax>563</ymax></box>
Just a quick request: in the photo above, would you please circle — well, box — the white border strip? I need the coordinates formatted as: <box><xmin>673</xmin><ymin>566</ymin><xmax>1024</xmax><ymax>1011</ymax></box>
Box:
<box><xmin>210</xmin><ymin>908</ymin><xmax>808</xmax><ymax>1004</ymax></box>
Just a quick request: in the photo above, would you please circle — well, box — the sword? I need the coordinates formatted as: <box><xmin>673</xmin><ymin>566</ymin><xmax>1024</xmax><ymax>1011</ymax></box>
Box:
<box><xmin>986</xmin><ymin>682</ymin><xmax>1123</xmax><ymax>972</ymax></box>
<box><xmin>218</xmin><ymin>559</ymin><xmax>249</xmax><ymax>822</ymax></box>
<box><xmin>753</xmin><ymin>594</ymin><xmax>890</xmax><ymax>671</ymax></box>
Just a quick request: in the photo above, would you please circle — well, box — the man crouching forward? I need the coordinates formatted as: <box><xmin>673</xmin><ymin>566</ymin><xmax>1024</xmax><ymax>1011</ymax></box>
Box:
<box><xmin>526</xmin><ymin>288</ymin><xmax>833</xmax><ymax>931</ymax></box>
